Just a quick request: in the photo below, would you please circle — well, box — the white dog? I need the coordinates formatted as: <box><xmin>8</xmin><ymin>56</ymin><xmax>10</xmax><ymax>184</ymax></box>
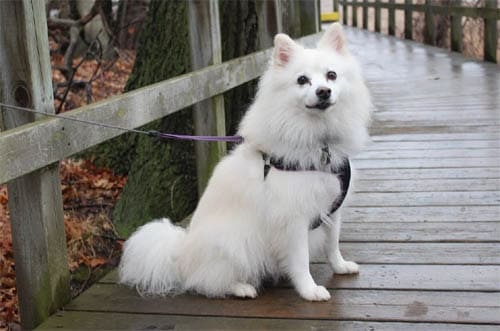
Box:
<box><xmin>119</xmin><ymin>23</ymin><xmax>372</xmax><ymax>301</ymax></box>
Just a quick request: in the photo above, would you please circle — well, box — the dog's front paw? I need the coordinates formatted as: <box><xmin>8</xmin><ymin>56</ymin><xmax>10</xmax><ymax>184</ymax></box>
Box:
<box><xmin>331</xmin><ymin>260</ymin><xmax>360</xmax><ymax>274</ymax></box>
<box><xmin>298</xmin><ymin>285</ymin><xmax>331</xmax><ymax>301</ymax></box>
<box><xmin>230</xmin><ymin>283</ymin><xmax>257</xmax><ymax>299</ymax></box>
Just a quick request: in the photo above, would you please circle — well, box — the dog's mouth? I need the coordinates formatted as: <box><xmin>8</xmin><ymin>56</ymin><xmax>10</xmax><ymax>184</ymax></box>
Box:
<box><xmin>305</xmin><ymin>101</ymin><xmax>333</xmax><ymax>111</ymax></box>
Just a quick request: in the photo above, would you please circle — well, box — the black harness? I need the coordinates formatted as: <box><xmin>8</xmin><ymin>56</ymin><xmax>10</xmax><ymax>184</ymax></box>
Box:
<box><xmin>261</xmin><ymin>148</ymin><xmax>351</xmax><ymax>230</ymax></box>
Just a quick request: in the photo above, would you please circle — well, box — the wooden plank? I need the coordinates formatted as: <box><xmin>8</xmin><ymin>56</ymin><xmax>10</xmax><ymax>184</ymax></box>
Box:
<box><xmin>36</xmin><ymin>311</ymin><xmax>500</xmax><ymax>331</ymax></box>
<box><xmin>344</xmin><ymin>206</ymin><xmax>499</xmax><ymax>223</ymax></box>
<box><xmin>340</xmin><ymin>221</ymin><xmax>499</xmax><ymax>242</ymax></box>
<box><xmin>99</xmin><ymin>264</ymin><xmax>500</xmax><ymax>291</ymax></box>
<box><xmin>64</xmin><ymin>284</ymin><xmax>500</xmax><ymax>324</ymax></box>
<box><xmin>371</xmin><ymin>132</ymin><xmax>500</xmax><ymax>142</ymax></box>
<box><xmin>352</xmin><ymin>0</ymin><xmax>358</xmax><ymax>27</ymax></box>
<box><xmin>450</xmin><ymin>0</ymin><xmax>462</xmax><ymax>52</ymax></box>
<box><xmin>0</xmin><ymin>31</ymin><xmax>323</xmax><ymax>185</ymax></box>
<box><xmin>340</xmin><ymin>0</ymin><xmax>500</xmax><ymax>19</ymax></box>
<box><xmin>354</xmin><ymin>178</ymin><xmax>500</xmax><ymax>192</ymax></box>
<box><xmin>484</xmin><ymin>0</ymin><xmax>498</xmax><ymax>63</ymax></box>
<box><xmin>349</xmin><ymin>191</ymin><xmax>500</xmax><ymax>207</ymax></box>
<box><xmin>374</xmin><ymin>0</ymin><xmax>380</xmax><ymax>32</ymax></box>
<box><xmin>362</xmin><ymin>0</ymin><xmax>368</xmax><ymax>29</ymax></box>
<box><xmin>337</xmin><ymin>243</ymin><xmax>500</xmax><ymax>264</ymax></box>
<box><xmin>356</xmin><ymin>167</ymin><xmax>500</xmax><ymax>180</ymax></box>
<box><xmin>188</xmin><ymin>0</ymin><xmax>227</xmax><ymax>195</ymax></box>
<box><xmin>404</xmin><ymin>0</ymin><xmax>412</xmax><ymax>39</ymax></box>
<box><xmin>353</xmin><ymin>157</ymin><xmax>500</xmax><ymax>169</ymax></box>
<box><xmin>0</xmin><ymin>1</ymin><xmax>70</xmax><ymax>329</ymax></box>
<box><xmin>388</xmin><ymin>0</ymin><xmax>395</xmax><ymax>36</ymax></box>
<box><xmin>366</xmin><ymin>140</ymin><xmax>500</xmax><ymax>151</ymax></box>
<box><xmin>356</xmin><ymin>149</ymin><xmax>500</xmax><ymax>159</ymax></box>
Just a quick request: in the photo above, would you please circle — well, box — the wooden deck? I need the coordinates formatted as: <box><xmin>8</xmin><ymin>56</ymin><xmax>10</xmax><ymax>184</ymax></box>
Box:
<box><xmin>37</xmin><ymin>28</ymin><xmax>500</xmax><ymax>330</ymax></box>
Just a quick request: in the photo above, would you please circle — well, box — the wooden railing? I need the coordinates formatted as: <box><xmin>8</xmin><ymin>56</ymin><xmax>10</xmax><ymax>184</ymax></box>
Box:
<box><xmin>338</xmin><ymin>0</ymin><xmax>499</xmax><ymax>63</ymax></box>
<box><xmin>0</xmin><ymin>0</ymin><xmax>321</xmax><ymax>329</ymax></box>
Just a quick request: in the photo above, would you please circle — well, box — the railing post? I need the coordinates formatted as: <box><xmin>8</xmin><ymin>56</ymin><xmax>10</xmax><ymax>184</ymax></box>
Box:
<box><xmin>0</xmin><ymin>0</ymin><xmax>70</xmax><ymax>329</ymax></box>
<box><xmin>362</xmin><ymin>0</ymin><xmax>368</xmax><ymax>30</ymax></box>
<box><xmin>404</xmin><ymin>0</ymin><xmax>413</xmax><ymax>40</ymax></box>
<box><xmin>342</xmin><ymin>0</ymin><xmax>349</xmax><ymax>25</ymax></box>
<box><xmin>374</xmin><ymin>0</ymin><xmax>381</xmax><ymax>33</ymax></box>
<box><xmin>352</xmin><ymin>0</ymin><xmax>358</xmax><ymax>27</ymax></box>
<box><xmin>424</xmin><ymin>0</ymin><xmax>435</xmax><ymax>45</ymax></box>
<box><xmin>483</xmin><ymin>0</ymin><xmax>497</xmax><ymax>63</ymax></box>
<box><xmin>388</xmin><ymin>0</ymin><xmax>395</xmax><ymax>36</ymax></box>
<box><xmin>450</xmin><ymin>0</ymin><xmax>462</xmax><ymax>53</ymax></box>
<box><xmin>333</xmin><ymin>0</ymin><xmax>339</xmax><ymax>12</ymax></box>
<box><xmin>188</xmin><ymin>0</ymin><xmax>227</xmax><ymax>195</ymax></box>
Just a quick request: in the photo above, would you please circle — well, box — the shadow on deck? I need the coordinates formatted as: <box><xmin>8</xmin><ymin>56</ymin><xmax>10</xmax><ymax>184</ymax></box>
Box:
<box><xmin>37</xmin><ymin>28</ymin><xmax>500</xmax><ymax>331</ymax></box>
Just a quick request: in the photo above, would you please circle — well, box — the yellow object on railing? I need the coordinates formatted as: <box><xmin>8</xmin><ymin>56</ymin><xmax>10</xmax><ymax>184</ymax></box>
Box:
<box><xmin>321</xmin><ymin>12</ymin><xmax>339</xmax><ymax>22</ymax></box>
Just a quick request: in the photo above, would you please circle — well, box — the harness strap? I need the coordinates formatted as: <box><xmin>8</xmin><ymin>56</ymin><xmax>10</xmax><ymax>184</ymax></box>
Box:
<box><xmin>260</xmin><ymin>151</ymin><xmax>351</xmax><ymax>230</ymax></box>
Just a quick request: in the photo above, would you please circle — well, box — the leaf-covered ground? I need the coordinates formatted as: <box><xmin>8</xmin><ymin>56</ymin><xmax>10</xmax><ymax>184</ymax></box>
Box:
<box><xmin>0</xmin><ymin>51</ymin><xmax>134</xmax><ymax>330</ymax></box>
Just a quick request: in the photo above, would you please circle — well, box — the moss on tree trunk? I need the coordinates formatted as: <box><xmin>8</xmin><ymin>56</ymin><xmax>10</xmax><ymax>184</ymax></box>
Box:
<box><xmin>111</xmin><ymin>0</ymin><xmax>197</xmax><ymax>237</ymax></box>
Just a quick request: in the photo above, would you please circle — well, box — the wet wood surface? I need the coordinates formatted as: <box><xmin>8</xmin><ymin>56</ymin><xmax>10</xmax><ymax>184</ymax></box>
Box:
<box><xmin>37</xmin><ymin>27</ymin><xmax>500</xmax><ymax>330</ymax></box>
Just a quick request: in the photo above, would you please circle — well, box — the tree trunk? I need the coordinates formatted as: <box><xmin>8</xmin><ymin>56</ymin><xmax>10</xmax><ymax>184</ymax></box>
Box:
<box><xmin>91</xmin><ymin>0</ymin><xmax>315</xmax><ymax>237</ymax></box>
<box><xmin>111</xmin><ymin>0</ymin><xmax>197</xmax><ymax>237</ymax></box>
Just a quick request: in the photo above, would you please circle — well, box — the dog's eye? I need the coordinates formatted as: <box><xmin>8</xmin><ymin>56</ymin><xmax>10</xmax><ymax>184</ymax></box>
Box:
<box><xmin>297</xmin><ymin>75</ymin><xmax>309</xmax><ymax>85</ymax></box>
<box><xmin>327</xmin><ymin>71</ymin><xmax>337</xmax><ymax>81</ymax></box>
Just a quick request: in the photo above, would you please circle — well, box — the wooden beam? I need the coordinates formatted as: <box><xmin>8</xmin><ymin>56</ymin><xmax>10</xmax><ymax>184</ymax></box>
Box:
<box><xmin>0</xmin><ymin>32</ymin><xmax>323</xmax><ymax>185</ymax></box>
<box><xmin>388</xmin><ymin>0</ymin><xmax>395</xmax><ymax>36</ymax></box>
<box><xmin>450</xmin><ymin>7</ymin><xmax>462</xmax><ymax>52</ymax></box>
<box><xmin>424</xmin><ymin>0</ymin><xmax>435</xmax><ymax>45</ymax></box>
<box><xmin>0</xmin><ymin>1</ymin><xmax>70</xmax><ymax>329</ymax></box>
<box><xmin>404</xmin><ymin>0</ymin><xmax>412</xmax><ymax>39</ymax></box>
<box><xmin>342</xmin><ymin>0</ymin><xmax>348</xmax><ymax>25</ymax></box>
<box><xmin>362</xmin><ymin>0</ymin><xmax>368</xmax><ymax>30</ymax></box>
<box><xmin>352</xmin><ymin>0</ymin><xmax>358</xmax><ymax>27</ymax></box>
<box><xmin>484</xmin><ymin>0</ymin><xmax>498</xmax><ymax>63</ymax></box>
<box><xmin>374</xmin><ymin>0</ymin><xmax>381</xmax><ymax>33</ymax></box>
<box><xmin>188</xmin><ymin>0</ymin><xmax>227</xmax><ymax>195</ymax></box>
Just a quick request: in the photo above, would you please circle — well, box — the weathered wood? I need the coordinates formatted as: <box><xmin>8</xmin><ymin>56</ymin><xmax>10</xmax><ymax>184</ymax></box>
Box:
<box><xmin>356</xmin><ymin>148</ymin><xmax>500</xmax><ymax>159</ymax></box>
<box><xmin>337</xmin><ymin>242</ymin><xmax>500</xmax><ymax>264</ymax></box>
<box><xmin>356</xmin><ymin>167</ymin><xmax>500</xmax><ymax>180</ymax></box>
<box><xmin>450</xmin><ymin>0</ymin><xmax>462</xmax><ymax>52</ymax></box>
<box><xmin>353</xmin><ymin>157</ymin><xmax>500</xmax><ymax>169</ymax></box>
<box><xmin>352</xmin><ymin>0</ymin><xmax>357</xmax><ymax>27</ymax></box>
<box><xmin>388</xmin><ymin>0</ymin><xmax>395</xmax><ymax>36</ymax></box>
<box><xmin>36</xmin><ymin>312</ymin><xmax>500</xmax><ymax>331</ymax></box>
<box><xmin>0</xmin><ymin>32</ymin><xmax>323</xmax><ymax>185</ymax></box>
<box><xmin>339</xmin><ymin>1</ymin><xmax>500</xmax><ymax>19</ymax></box>
<box><xmin>425</xmin><ymin>0</ymin><xmax>435</xmax><ymax>45</ymax></box>
<box><xmin>64</xmin><ymin>284</ymin><xmax>500</xmax><ymax>324</ymax></box>
<box><xmin>353</xmin><ymin>178</ymin><xmax>500</xmax><ymax>192</ymax></box>
<box><xmin>366</xmin><ymin>139</ymin><xmax>499</xmax><ymax>150</ymax></box>
<box><xmin>99</xmin><ymin>264</ymin><xmax>500</xmax><ymax>291</ymax></box>
<box><xmin>362</xmin><ymin>0</ymin><xmax>368</xmax><ymax>30</ymax></box>
<box><xmin>374</xmin><ymin>0</ymin><xmax>381</xmax><ymax>32</ymax></box>
<box><xmin>484</xmin><ymin>0</ymin><xmax>498</xmax><ymax>63</ymax></box>
<box><xmin>0</xmin><ymin>1</ymin><xmax>70</xmax><ymax>329</ymax></box>
<box><xmin>404</xmin><ymin>0</ymin><xmax>412</xmax><ymax>39</ymax></box>
<box><xmin>344</xmin><ymin>205</ymin><xmax>499</xmax><ymax>223</ymax></box>
<box><xmin>342</xmin><ymin>0</ymin><xmax>348</xmax><ymax>25</ymax></box>
<box><xmin>371</xmin><ymin>132</ymin><xmax>500</xmax><ymax>142</ymax></box>
<box><xmin>188</xmin><ymin>0</ymin><xmax>227</xmax><ymax>195</ymax></box>
<box><xmin>340</xmin><ymin>221</ymin><xmax>499</xmax><ymax>242</ymax></box>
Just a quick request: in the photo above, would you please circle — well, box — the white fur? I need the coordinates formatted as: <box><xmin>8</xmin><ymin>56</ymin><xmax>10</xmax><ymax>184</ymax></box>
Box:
<box><xmin>119</xmin><ymin>23</ymin><xmax>372</xmax><ymax>301</ymax></box>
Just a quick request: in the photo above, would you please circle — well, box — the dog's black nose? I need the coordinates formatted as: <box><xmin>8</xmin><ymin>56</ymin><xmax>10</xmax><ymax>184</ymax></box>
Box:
<box><xmin>316</xmin><ymin>87</ymin><xmax>331</xmax><ymax>100</ymax></box>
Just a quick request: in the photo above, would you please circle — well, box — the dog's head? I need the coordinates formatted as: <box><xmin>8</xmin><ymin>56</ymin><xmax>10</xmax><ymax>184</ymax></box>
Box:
<box><xmin>269</xmin><ymin>23</ymin><xmax>351</xmax><ymax>113</ymax></box>
<box><xmin>240</xmin><ymin>23</ymin><xmax>372</xmax><ymax>156</ymax></box>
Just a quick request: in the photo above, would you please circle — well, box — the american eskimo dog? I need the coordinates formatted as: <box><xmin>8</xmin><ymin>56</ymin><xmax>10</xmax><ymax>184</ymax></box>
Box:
<box><xmin>119</xmin><ymin>23</ymin><xmax>372</xmax><ymax>301</ymax></box>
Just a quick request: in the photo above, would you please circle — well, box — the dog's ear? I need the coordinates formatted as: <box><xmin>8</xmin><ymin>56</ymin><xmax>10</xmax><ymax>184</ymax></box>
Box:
<box><xmin>317</xmin><ymin>23</ymin><xmax>347</xmax><ymax>53</ymax></box>
<box><xmin>272</xmin><ymin>33</ymin><xmax>299</xmax><ymax>67</ymax></box>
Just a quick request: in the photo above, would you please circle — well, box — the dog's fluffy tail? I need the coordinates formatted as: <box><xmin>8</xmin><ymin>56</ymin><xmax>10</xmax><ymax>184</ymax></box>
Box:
<box><xmin>118</xmin><ymin>218</ymin><xmax>186</xmax><ymax>296</ymax></box>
